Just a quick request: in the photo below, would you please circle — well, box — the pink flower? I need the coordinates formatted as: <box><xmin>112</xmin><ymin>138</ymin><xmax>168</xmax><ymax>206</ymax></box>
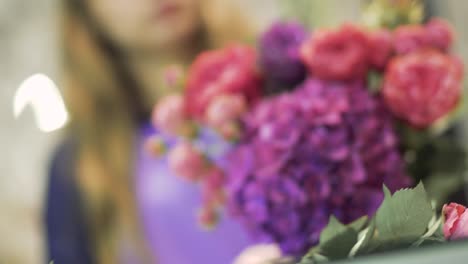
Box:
<box><xmin>185</xmin><ymin>45</ymin><xmax>262</xmax><ymax>119</ymax></box>
<box><xmin>198</xmin><ymin>206</ymin><xmax>219</xmax><ymax>229</ymax></box>
<box><xmin>394</xmin><ymin>24</ymin><xmax>429</xmax><ymax>55</ymax></box>
<box><xmin>382</xmin><ymin>49</ymin><xmax>463</xmax><ymax>128</ymax></box>
<box><xmin>426</xmin><ymin>18</ymin><xmax>454</xmax><ymax>52</ymax></box>
<box><xmin>443</xmin><ymin>203</ymin><xmax>468</xmax><ymax>240</ymax></box>
<box><xmin>394</xmin><ymin>19</ymin><xmax>455</xmax><ymax>54</ymax></box>
<box><xmin>205</xmin><ymin>94</ymin><xmax>247</xmax><ymax>128</ymax></box>
<box><xmin>167</xmin><ymin>141</ymin><xmax>207</xmax><ymax>182</ymax></box>
<box><xmin>201</xmin><ymin>168</ymin><xmax>226</xmax><ymax>208</ymax></box>
<box><xmin>300</xmin><ymin>24</ymin><xmax>369</xmax><ymax>80</ymax></box>
<box><xmin>368</xmin><ymin>29</ymin><xmax>394</xmax><ymax>70</ymax></box>
<box><xmin>152</xmin><ymin>94</ymin><xmax>188</xmax><ymax>135</ymax></box>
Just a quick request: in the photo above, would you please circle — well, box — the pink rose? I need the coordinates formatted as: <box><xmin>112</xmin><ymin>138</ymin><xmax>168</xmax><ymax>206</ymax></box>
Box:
<box><xmin>394</xmin><ymin>19</ymin><xmax>455</xmax><ymax>54</ymax></box>
<box><xmin>443</xmin><ymin>203</ymin><xmax>468</xmax><ymax>240</ymax></box>
<box><xmin>167</xmin><ymin>141</ymin><xmax>207</xmax><ymax>182</ymax></box>
<box><xmin>205</xmin><ymin>94</ymin><xmax>247</xmax><ymax>128</ymax></box>
<box><xmin>382</xmin><ymin>49</ymin><xmax>463</xmax><ymax>128</ymax></box>
<box><xmin>394</xmin><ymin>24</ymin><xmax>429</xmax><ymax>55</ymax></box>
<box><xmin>152</xmin><ymin>94</ymin><xmax>188</xmax><ymax>135</ymax></box>
<box><xmin>185</xmin><ymin>45</ymin><xmax>262</xmax><ymax>119</ymax></box>
<box><xmin>426</xmin><ymin>18</ymin><xmax>454</xmax><ymax>52</ymax></box>
<box><xmin>300</xmin><ymin>24</ymin><xmax>369</xmax><ymax>80</ymax></box>
<box><xmin>368</xmin><ymin>29</ymin><xmax>394</xmax><ymax>70</ymax></box>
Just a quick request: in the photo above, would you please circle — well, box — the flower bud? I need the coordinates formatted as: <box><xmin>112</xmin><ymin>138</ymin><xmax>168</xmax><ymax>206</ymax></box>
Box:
<box><xmin>443</xmin><ymin>203</ymin><xmax>468</xmax><ymax>241</ymax></box>
<box><xmin>152</xmin><ymin>94</ymin><xmax>188</xmax><ymax>135</ymax></box>
<box><xmin>167</xmin><ymin>141</ymin><xmax>208</xmax><ymax>182</ymax></box>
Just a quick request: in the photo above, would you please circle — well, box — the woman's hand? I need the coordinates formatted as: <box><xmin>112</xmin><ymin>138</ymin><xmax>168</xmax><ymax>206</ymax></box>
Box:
<box><xmin>233</xmin><ymin>244</ymin><xmax>285</xmax><ymax>264</ymax></box>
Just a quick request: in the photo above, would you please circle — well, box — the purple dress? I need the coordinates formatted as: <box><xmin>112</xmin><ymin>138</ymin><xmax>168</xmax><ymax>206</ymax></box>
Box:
<box><xmin>135</xmin><ymin>124</ymin><xmax>252</xmax><ymax>264</ymax></box>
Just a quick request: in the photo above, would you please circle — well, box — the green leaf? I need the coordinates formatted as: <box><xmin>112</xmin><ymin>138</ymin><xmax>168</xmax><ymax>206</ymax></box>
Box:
<box><xmin>349</xmin><ymin>216</ymin><xmax>368</xmax><ymax>232</ymax></box>
<box><xmin>321</xmin><ymin>228</ymin><xmax>358</xmax><ymax>260</ymax></box>
<box><xmin>319</xmin><ymin>216</ymin><xmax>347</xmax><ymax>244</ymax></box>
<box><xmin>413</xmin><ymin>236</ymin><xmax>446</xmax><ymax>247</ymax></box>
<box><xmin>383</xmin><ymin>185</ymin><xmax>391</xmax><ymax>199</ymax></box>
<box><xmin>367</xmin><ymin>71</ymin><xmax>383</xmax><ymax>94</ymax></box>
<box><xmin>300</xmin><ymin>246</ymin><xmax>321</xmax><ymax>262</ymax></box>
<box><xmin>422</xmin><ymin>216</ymin><xmax>443</xmax><ymax>239</ymax></box>
<box><xmin>375</xmin><ymin>182</ymin><xmax>433</xmax><ymax>244</ymax></box>
<box><xmin>319</xmin><ymin>216</ymin><xmax>358</xmax><ymax>260</ymax></box>
<box><xmin>355</xmin><ymin>219</ymin><xmax>377</xmax><ymax>255</ymax></box>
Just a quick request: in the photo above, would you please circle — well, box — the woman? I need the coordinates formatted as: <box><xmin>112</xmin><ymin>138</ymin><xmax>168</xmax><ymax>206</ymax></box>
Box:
<box><xmin>45</xmin><ymin>0</ymin><xmax>260</xmax><ymax>263</ymax></box>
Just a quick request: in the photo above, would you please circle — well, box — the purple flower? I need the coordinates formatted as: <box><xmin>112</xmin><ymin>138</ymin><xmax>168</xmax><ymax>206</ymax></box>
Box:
<box><xmin>224</xmin><ymin>78</ymin><xmax>411</xmax><ymax>256</ymax></box>
<box><xmin>259</xmin><ymin>21</ymin><xmax>308</xmax><ymax>91</ymax></box>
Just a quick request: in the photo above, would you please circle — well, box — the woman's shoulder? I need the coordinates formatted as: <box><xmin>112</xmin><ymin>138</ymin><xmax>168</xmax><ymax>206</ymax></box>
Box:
<box><xmin>46</xmin><ymin>136</ymin><xmax>95</xmax><ymax>264</ymax></box>
<box><xmin>48</xmin><ymin>137</ymin><xmax>78</xmax><ymax>182</ymax></box>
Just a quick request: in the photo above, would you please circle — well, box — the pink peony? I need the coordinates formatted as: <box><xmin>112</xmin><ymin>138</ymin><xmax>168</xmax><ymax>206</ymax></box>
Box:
<box><xmin>443</xmin><ymin>203</ymin><xmax>468</xmax><ymax>240</ymax></box>
<box><xmin>394</xmin><ymin>19</ymin><xmax>454</xmax><ymax>54</ymax></box>
<box><xmin>205</xmin><ymin>94</ymin><xmax>247</xmax><ymax>128</ymax></box>
<box><xmin>167</xmin><ymin>141</ymin><xmax>207</xmax><ymax>182</ymax></box>
<box><xmin>368</xmin><ymin>29</ymin><xmax>394</xmax><ymax>70</ymax></box>
<box><xmin>426</xmin><ymin>18</ymin><xmax>454</xmax><ymax>52</ymax></box>
<box><xmin>382</xmin><ymin>49</ymin><xmax>463</xmax><ymax>128</ymax></box>
<box><xmin>394</xmin><ymin>24</ymin><xmax>429</xmax><ymax>55</ymax></box>
<box><xmin>185</xmin><ymin>45</ymin><xmax>262</xmax><ymax>119</ymax></box>
<box><xmin>152</xmin><ymin>94</ymin><xmax>188</xmax><ymax>135</ymax></box>
<box><xmin>300</xmin><ymin>24</ymin><xmax>369</xmax><ymax>80</ymax></box>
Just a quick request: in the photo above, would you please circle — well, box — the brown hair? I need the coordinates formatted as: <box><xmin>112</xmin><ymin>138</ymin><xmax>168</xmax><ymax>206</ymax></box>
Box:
<box><xmin>61</xmin><ymin>0</ymin><xmax>255</xmax><ymax>263</ymax></box>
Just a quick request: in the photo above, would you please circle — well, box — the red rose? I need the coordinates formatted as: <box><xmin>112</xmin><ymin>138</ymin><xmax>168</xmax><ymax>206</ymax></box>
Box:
<box><xmin>426</xmin><ymin>18</ymin><xmax>454</xmax><ymax>52</ymax></box>
<box><xmin>443</xmin><ymin>203</ymin><xmax>468</xmax><ymax>240</ymax></box>
<box><xmin>383</xmin><ymin>49</ymin><xmax>463</xmax><ymax>128</ymax></box>
<box><xmin>300</xmin><ymin>24</ymin><xmax>369</xmax><ymax>80</ymax></box>
<box><xmin>185</xmin><ymin>45</ymin><xmax>262</xmax><ymax>119</ymax></box>
<box><xmin>368</xmin><ymin>29</ymin><xmax>394</xmax><ymax>70</ymax></box>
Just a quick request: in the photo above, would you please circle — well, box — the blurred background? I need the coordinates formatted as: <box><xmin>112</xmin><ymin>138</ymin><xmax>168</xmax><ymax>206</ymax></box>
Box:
<box><xmin>1</xmin><ymin>0</ymin><xmax>468</xmax><ymax>263</ymax></box>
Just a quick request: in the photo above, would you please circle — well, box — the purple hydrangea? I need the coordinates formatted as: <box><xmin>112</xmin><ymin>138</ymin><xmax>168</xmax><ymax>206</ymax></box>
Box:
<box><xmin>224</xmin><ymin>78</ymin><xmax>411</xmax><ymax>256</ymax></box>
<box><xmin>259</xmin><ymin>21</ymin><xmax>308</xmax><ymax>91</ymax></box>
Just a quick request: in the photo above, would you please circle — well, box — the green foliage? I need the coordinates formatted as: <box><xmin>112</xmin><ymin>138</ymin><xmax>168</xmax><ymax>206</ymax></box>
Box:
<box><xmin>400</xmin><ymin>125</ymin><xmax>468</xmax><ymax>206</ymax></box>
<box><xmin>348</xmin><ymin>216</ymin><xmax>369</xmax><ymax>232</ymax></box>
<box><xmin>319</xmin><ymin>216</ymin><xmax>359</xmax><ymax>260</ymax></box>
<box><xmin>366</xmin><ymin>71</ymin><xmax>383</xmax><ymax>94</ymax></box>
<box><xmin>375</xmin><ymin>183</ymin><xmax>433</xmax><ymax>244</ymax></box>
<box><xmin>300</xmin><ymin>217</ymin><xmax>369</xmax><ymax>263</ymax></box>
<box><xmin>300</xmin><ymin>182</ymin><xmax>444</xmax><ymax>263</ymax></box>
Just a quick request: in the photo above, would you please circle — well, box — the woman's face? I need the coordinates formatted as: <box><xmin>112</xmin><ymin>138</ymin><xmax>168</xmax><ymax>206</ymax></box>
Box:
<box><xmin>87</xmin><ymin>0</ymin><xmax>202</xmax><ymax>54</ymax></box>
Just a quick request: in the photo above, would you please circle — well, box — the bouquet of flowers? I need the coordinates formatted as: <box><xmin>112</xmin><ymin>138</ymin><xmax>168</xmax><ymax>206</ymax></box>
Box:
<box><xmin>147</xmin><ymin>2</ymin><xmax>466</xmax><ymax>261</ymax></box>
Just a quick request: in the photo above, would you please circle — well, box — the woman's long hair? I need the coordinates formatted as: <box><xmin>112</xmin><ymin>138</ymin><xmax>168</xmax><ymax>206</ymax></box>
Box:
<box><xmin>61</xmin><ymin>0</ymin><xmax>255</xmax><ymax>263</ymax></box>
